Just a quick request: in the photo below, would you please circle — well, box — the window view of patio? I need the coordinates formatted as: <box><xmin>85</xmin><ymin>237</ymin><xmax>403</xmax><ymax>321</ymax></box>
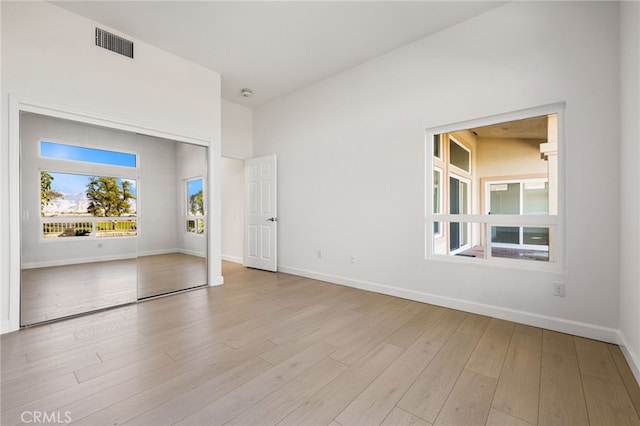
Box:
<box><xmin>41</xmin><ymin>171</ymin><xmax>137</xmax><ymax>239</ymax></box>
<box><xmin>430</xmin><ymin>112</ymin><xmax>559</xmax><ymax>265</ymax></box>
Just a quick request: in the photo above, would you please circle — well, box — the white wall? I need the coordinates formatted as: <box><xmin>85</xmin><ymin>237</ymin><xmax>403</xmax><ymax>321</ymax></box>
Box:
<box><xmin>476</xmin><ymin>138</ymin><xmax>548</xmax><ymax>179</ymax></box>
<box><xmin>221</xmin><ymin>158</ymin><xmax>245</xmax><ymax>263</ymax></box>
<box><xmin>619</xmin><ymin>1</ymin><xmax>640</xmax><ymax>382</ymax></box>
<box><xmin>222</xmin><ymin>99</ymin><xmax>253</xmax><ymax>159</ymax></box>
<box><xmin>220</xmin><ymin>100</ymin><xmax>252</xmax><ymax>263</ymax></box>
<box><xmin>253</xmin><ymin>2</ymin><xmax>622</xmax><ymax>342</ymax></box>
<box><xmin>1</xmin><ymin>1</ymin><xmax>222</xmax><ymax>333</ymax></box>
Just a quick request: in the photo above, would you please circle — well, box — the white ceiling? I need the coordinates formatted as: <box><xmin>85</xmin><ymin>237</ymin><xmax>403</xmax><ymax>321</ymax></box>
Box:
<box><xmin>52</xmin><ymin>1</ymin><xmax>506</xmax><ymax>108</ymax></box>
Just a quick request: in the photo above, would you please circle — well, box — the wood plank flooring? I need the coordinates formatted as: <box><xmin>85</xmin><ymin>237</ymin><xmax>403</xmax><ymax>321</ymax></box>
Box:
<box><xmin>2</xmin><ymin>261</ymin><xmax>639</xmax><ymax>425</ymax></box>
<box><xmin>20</xmin><ymin>253</ymin><xmax>207</xmax><ymax>326</ymax></box>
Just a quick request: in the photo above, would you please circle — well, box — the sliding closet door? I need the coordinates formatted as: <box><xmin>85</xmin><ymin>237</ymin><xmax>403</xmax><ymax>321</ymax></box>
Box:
<box><xmin>20</xmin><ymin>112</ymin><xmax>138</xmax><ymax>325</ymax></box>
<box><xmin>19</xmin><ymin>112</ymin><xmax>209</xmax><ymax>325</ymax></box>
<box><xmin>135</xmin><ymin>140</ymin><xmax>208</xmax><ymax>299</ymax></box>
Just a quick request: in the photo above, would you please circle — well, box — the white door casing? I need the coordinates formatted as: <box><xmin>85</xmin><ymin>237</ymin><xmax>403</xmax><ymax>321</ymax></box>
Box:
<box><xmin>244</xmin><ymin>155</ymin><xmax>277</xmax><ymax>271</ymax></box>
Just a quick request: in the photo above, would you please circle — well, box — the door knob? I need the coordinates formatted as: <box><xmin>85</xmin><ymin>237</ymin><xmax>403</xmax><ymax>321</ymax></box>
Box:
<box><xmin>266</xmin><ymin>217</ymin><xmax>278</xmax><ymax>222</ymax></box>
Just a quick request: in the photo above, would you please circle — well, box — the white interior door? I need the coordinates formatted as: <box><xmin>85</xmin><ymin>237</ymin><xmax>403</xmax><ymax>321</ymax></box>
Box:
<box><xmin>244</xmin><ymin>155</ymin><xmax>277</xmax><ymax>271</ymax></box>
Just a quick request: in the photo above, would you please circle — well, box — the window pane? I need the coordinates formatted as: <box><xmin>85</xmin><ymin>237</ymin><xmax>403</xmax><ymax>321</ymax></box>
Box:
<box><xmin>41</xmin><ymin>171</ymin><xmax>137</xmax><ymax>240</ymax></box>
<box><xmin>461</xmin><ymin>221</ymin><xmax>469</xmax><ymax>246</ymax></box>
<box><xmin>449</xmin><ymin>222</ymin><xmax>470</xmax><ymax>251</ymax></box>
<box><xmin>450</xmin><ymin>176</ymin><xmax>469</xmax><ymax>215</ymax></box>
<box><xmin>523</xmin><ymin>227</ymin><xmax>549</xmax><ymax>245</ymax></box>
<box><xmin>450</xmin><ymin>222</ymin><xmax>461</xmax><ymax>251</ymax></box>
<box><xmin>492</xmin><ymin>226</ymin><xmax>520</xmax><ymax>244</ymax></box>
<box><xmin>460</xmin><ymin>181</ymin><xmax>469</xmax><ymax>214</ymax></box>
<box><xmin>490</xmin><ymin>183</ymin><xmax>520</xmax><ymax>215</ymax></box>
<box><xmin>455</xmin><ymin>243</ymin><xmax>484</xmax><ymax>258</ymax></box>
<box><xmin>428</xmin><ymin>112</ymin><xmax>560</xmax><ymax>266</ymax></box>
<box><xmin>491</xmin><ymin>246</ymin><xmax>549</xmax><ymax>262</ymax></box>
<box><xmin>41</xmin><ymin>141</ymin><xmax>136</xmax><ymax>167</ymax></box>
<box><xmin>41</xmin><ymin>171</ymin><xmax>137</xmax><ymax>217</ymax></box>
<box><xmin>187</xmin><ymin>178</ymin><xmax>204</xmax><ymax>215</ymax></box>
<box><xmin>433</xmin><ymin>168</ymin><xmax>442</xmax><ymax>237</ymax></box>
<box><xmin>43</xmin><ymin>221</ymin><xmax>92</xmax><ymax>238</ymax></box>
<box><xmin>187</xmin><ymin>219</ymin><xmax>196</xmax><ymax>233</ymax></box>
<box><xmin>96</xmin><ymin>219</ymin><xmax>137</xmax><ymax>237</ymax></box>
<box><xmin>523</xmin><ymin>182</ymin><xmax>549</xmax><ymax>214</ymax></box>
<box><xmin>449</xmin><ymin>139</ymin><xmax>470</xmax><ymax>172</ymax></box>
<box><xmin>433</xmin><ymin>170</ymin><xmax>441</xmax><ymax>214</ymax></box>
<box><xmin>435</xmin><ymin>221</ymin><xmax>481</xmax><ymax>257</ymax></box>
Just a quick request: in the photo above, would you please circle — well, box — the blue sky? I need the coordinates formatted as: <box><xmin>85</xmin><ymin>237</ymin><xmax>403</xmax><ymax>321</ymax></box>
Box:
<box><xmin>187</xmin><ymin>178</ymin><xmax>203</xmax><ymax>197</ymax></box>
<box><xmin>41</xmin><ymin>141</ymin><xmax>136</xmax><ymax>168</ymax></box>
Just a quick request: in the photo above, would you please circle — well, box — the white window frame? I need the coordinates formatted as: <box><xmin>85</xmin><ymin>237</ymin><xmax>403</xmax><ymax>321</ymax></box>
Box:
<box><xmin>486</xmin><ymin>178</ymin><xmax>550</xmax><ymax>250</ymax></box>
<box><xmin>425</xmin><ymin>102</ymin><xmax>565</xmax><ymax>272</ymax></box>
<box><xmin>433</xmin><ymin>166</ymin><xmax>443</xmax><ymax>238</ymax></box>
<box><xmin>448</xmin><ymin>173</ymin><xmax>472</xmax><ymax>254</ymax></box>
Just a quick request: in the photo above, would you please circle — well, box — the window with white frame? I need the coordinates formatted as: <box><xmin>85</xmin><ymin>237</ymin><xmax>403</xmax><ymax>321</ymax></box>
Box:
<box><xmin>487</xmin><ymin>179</ymin><xmax>549</xmax><ymax>250</ymax></box>
<box><xmin>433</xmin><ymin>134</ymin><xmax>443</xmax><ymax>160</ymax></box>
<box><xmin>427</xmin><ymin>106</ymin><xmax>562</xmax><ymax>268</ymax></box>
<box><xmin>39</xmin><ymin>142</ymin><xmax>138</xmax><ymax>239</ymax></box>
<box><xmin>186</xmin><ymin>177</ymin><xmax>205</xmax><ymax>235</ymax></box>
<box><xmin>449</xmin><ymin>136</ymin><xmax>471</xmax><ymax>173</ymax></box>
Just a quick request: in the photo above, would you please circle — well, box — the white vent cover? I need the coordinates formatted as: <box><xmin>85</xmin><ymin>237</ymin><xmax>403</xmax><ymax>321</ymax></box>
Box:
<box><xmin>95</xmin><ymin>27</ymin><xmax>134</xmax><ymax>59</ymax></box>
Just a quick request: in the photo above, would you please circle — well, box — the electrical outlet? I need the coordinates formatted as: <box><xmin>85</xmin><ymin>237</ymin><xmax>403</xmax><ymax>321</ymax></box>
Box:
<box><xmin>350</xmin><ymin>254</ymin><xmax>356</xmax><ymax>263</ymax></box>
<box><xmin>317</xmin><ymin>249</ymin><xmax>323</xmax><ymax>259</ymax></box>
<box><xmin>553</xmin><ymin>282</ymin><xmax>565</xmax><ymax>297</ymax></box>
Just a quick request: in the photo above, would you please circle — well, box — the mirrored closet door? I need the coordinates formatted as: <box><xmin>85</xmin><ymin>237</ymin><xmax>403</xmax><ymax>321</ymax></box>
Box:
<box><xmin>19</xmin><ymin>112</ymin><xmax>208</xmax><ymax>326</ymax></box>
<box><xmin>136</xmin><ymin>138</ymin><xmax>208</xmax><ymax>299</ymax></box>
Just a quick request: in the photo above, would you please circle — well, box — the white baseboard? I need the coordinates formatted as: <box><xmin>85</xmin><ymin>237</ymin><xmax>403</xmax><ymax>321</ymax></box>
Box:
<box><xmin>1</xmin><ymin>319</ymin><xmax>15</xmax><ymax>335</ymax></box>
<box><xmin>137</xmin><ymin>249</ymin><xmax>180</xmax><ymax>257</ymax></box>
<box><xmin>177</xmin><ymin>248</ymin><xmax>207</xmax><ymax>258</ymax></box>
<box><xmin>211</xmin><ymin>275</ymin><xmax>224</xmax><ymax>286</ymax></box>
<box><xmin>20</xmin><ymin>249</ymin><xmax>200</xmax><ymax>269</ymax></box>
<box><xmin>222</xmin><ymin>254</ymin><xmax>243</xmax><ymax>264</ymax></box>
<box><xmin>618</xmin><ymin>331</ymin><xmax>640</xmax><ymax>386</ymax></box>
<box><xmin>278</xmin><ymin>265</ymin><xmax>621</xmax><ymax>344</ymax></box>
<box><xmin>22</xmin><ymin>253</ymin><xmax>137</xmax><ymax>269</ymax></box>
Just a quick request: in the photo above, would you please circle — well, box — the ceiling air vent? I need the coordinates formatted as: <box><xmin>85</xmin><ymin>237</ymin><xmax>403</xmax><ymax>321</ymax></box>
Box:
<box><xmin>95</xmin><ymin>27</ymin><xmax>134</xmax><ymax>59</ymax></box>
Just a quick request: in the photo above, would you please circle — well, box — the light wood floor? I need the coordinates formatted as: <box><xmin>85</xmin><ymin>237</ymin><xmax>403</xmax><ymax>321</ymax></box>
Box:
<box><xmin>3</xmin><ymin>261</ymin><xmax>640</xmax><ymax>426</ymax></box>
<box><xmin>20</xmin><ymin>253</ymin><xmax>207</xmax><ymax>325</ymax></box>
<box><xmin>137</xmin><ymin>253</ymin><xmax>207</xmax><ymax>299</ymax></box>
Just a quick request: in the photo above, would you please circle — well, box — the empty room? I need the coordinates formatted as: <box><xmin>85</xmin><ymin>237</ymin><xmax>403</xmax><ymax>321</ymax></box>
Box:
<box><xmin>1</xmin><ymin>1</ymin><xmax>639</xmax><ymax>425</ymax></box>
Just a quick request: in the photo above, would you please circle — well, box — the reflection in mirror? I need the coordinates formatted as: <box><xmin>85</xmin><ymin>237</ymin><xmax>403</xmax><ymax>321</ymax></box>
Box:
<box><xmin>136</xmin><ymin>141</ymin><xmax>208</xmax><ymax>299</ymax></box>
<box><xmin>19</xmin><ymin>112</ymin><xmax>208</xmax><ymax>326</ymax></box>
<box><xmin>20</xmin><ymin>113</ymin><xmax>138</xmax><ymax>325</ymax></box>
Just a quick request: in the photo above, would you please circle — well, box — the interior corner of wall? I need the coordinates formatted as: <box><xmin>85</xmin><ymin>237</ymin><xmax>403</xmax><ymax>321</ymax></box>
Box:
<box><xmin>618</xmin><ymin>330</ymin><xmax>640</xmax><ymax>386</ymax></box>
